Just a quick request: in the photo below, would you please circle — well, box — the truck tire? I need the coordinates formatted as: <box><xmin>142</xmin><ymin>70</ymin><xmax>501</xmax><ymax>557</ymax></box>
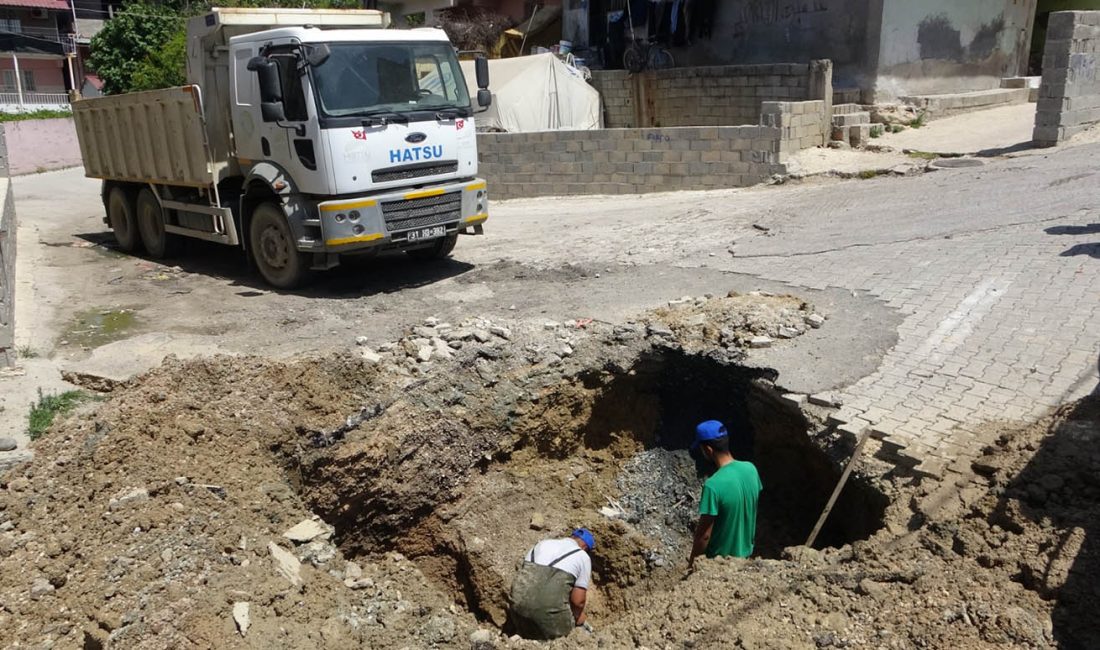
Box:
<box><xmin>249</xmin><ymin>202</ymin><xmax>313</xmax><ymax>289</ymax></box>
<box><xmin>405</xmin><ymin>233</ymin><xmax>457</xmax><ymax>261</ymax></box>
<box><xmin>135</xmin><ymin>188</ymin><xmax>178</xmax><ymax>259</ymax></box>
<box><xmin>107</xmin><ymin>186</ymin><xmax>141</xmax><ymax>253</ymax></box>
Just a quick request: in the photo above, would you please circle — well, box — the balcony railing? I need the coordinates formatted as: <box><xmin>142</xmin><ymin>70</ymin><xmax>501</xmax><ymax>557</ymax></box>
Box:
<box><xmin>0</xmin><ymin>91</ymin><xmax>70</xmax><ymax>107</ymax></box>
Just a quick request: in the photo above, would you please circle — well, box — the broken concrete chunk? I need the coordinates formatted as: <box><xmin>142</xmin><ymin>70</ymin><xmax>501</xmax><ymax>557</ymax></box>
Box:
<box><xmin>268</xmin><ymin>542</ymin><xmax>302</xmax><ymax>586</ymax></box>
<box><xmin>808</xmin><ymin>393</ymin><xmax>843</xmax><ymax>408</ymax></box>
<box><xmin>108</xmin><ymin>487</ymin><xmax>149</xmax><ymax>511</ymax></box>
<box><xmin>749</xmin><ymin>336</ymin><xmax>774</xmax><ymax>348</ymax></box>
<box><xmin>489</xmin><ymin>326</ymin><xmax>512</xmax><ymax>340</ymax></box>
<box><xmin>344</xmin><ymin>561</ymin><xmax>363</xmax><ymax>581</ymax></box>
<box><xmin>30</xmin><ymin>577</ymin><xmax>54</xmax><ymax>600</ymax></box>
<box><xmin>647</xmin><ymin>323</ymin><xmax>674</xmax><ymax>338</ymax></box>
<box><xmin>416</xmin><ymin>345</ymin><xmax>433</xmax><ymax>363</ymax></box>
<box><xmin>529</xmin><ymin>512</ymin><xmax>546</xmax><ymax>530</ymax></box>
<box><xmin>777</xmin><ymin>326</ymin><xmax>800</xmax><ymax>339</ymax></box>
<box><xmin>472</xmin><ymin>329</ymin><xmax>492</xmax><ymax>343</ymax></box>
<box><xmin>282</xmin><ymin>518</ymin><xmax>331</xmax><ymax>543</ymax></box>
<box><xmin>355</xmin><ymin>336</ymin><xmax>370</xmax><ymax>346</ymax></box>
<box><xmin>805</xmin><ymin>313</ymin><xmax>826</xmax><ymax>328</ymax></box>
<box><xmin>232</xmin><ymin>602</ymin><xmax>250</xmax><ymax>636</ymax></box>
<box><xmin>360</xmin><ymin>348</ymin><xmax>382</xmax><ymax>364</ymax></box>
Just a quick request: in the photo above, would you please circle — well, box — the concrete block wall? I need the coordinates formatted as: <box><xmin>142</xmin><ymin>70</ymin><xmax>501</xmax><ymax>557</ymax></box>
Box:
<box><xmin>0</xmin><ymin>179</ymin><xmax>15</xmax><ymax>368</ymax></box>
<box><xmin>478</xmin><ymin>126</ymin><xmax>787</xmax><ymax>199</ymax></box>
<box><xmin>477</xmin><ymin>100</ymin><xmax>827</xmax><ymax>199</ymax></box>
<box><xmin>761</xmin><ymin>101</ymin><xmax>829</xmax><ymax>152</ymax></box>
<box><xmin>590</xmin><ymin>63</ymin><xmax>817</xmax><ymax>129</ymax></box>
<box><xmin>1034</xmin><ymin>11</ymin><xmax>1100</xmax><ymax>146</ymax></box>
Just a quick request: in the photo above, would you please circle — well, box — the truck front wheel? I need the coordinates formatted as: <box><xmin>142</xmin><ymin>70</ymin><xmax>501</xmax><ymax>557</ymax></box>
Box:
<box><xmin>405</xmin><ymin>233</ymin><xmax>457</xmax><ymax>261</ymax></box>
<box><xmin>107</xmin><ymin>186</ymin><xmax>141</xmax><ymax>253</ymax></box>
<box><xmin>249</xmin><ymin>203</ymin><xmax>313</xmax><ymax>289</ymax></box>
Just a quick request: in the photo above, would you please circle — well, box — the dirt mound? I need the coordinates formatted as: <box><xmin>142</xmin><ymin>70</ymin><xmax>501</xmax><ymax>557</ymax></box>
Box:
<box><xmin>0</xmin><ymin>294</ymin><xmax>1096</xmax><ymax>649</ymax></box>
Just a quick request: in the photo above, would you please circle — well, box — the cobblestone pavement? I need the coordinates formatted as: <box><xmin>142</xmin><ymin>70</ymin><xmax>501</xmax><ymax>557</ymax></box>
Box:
<box><xmin>480</xmin><ymin>140</ymin><xmax>1100</xmax><ymax>477</ymax></box>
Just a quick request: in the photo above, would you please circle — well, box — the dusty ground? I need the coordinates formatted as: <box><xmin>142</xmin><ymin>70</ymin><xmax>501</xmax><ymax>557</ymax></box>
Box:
<box><xmin>1</xmin><ymin>295</ymin><xmax>1096</xmax><ymax>649</ymax></box>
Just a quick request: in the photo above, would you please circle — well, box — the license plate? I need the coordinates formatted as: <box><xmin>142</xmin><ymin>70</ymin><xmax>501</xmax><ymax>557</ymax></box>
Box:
<box><xmin>406</xmin><ymin>225</ymin><xmax>446</xmax><ymax>242</ymax></box>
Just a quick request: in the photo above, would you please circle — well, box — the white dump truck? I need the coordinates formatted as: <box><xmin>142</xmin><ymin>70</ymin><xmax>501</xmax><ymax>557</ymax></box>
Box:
<box><xmin>72</xmin><ymin>7</ymin><xmax>491</xmax><ymax>288</ymax></box>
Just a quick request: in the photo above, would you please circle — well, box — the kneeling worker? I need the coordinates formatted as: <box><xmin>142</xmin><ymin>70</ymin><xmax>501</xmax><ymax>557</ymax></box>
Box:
<box><xmin>508</xmin><ymin>528</ymin><xmax>596</xmax><ymax>639</ymax></box>
<box><xmin>689</xmin><ymin>420</ymin><xmax>762</xmax><ymax>567</ymax></box>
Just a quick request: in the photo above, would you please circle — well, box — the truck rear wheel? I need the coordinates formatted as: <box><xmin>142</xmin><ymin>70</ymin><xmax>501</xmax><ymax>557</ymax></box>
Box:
<box><xmin>249</xmin><ymin>202</ymin><xmax>313</xmax><ymax>289</ymax></box>
<box><xmin>135</xmin><ymin>188</ymin><xmax>178</xmax><ymax>259</ymax></box>
<box><xmin>107</xmin><ymin>186</ymin><xmax>141</xmax><ymax>253</ymax></box>
<box><xmin>405</xmin><ymin>233</ymin><xmax>457</xmax><ymax>261</ymax></box>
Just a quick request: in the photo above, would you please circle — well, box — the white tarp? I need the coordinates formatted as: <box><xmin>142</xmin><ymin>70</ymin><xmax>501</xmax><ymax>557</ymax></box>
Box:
<box><xmin>458</xmin><ymin>53</ymin><xmax>602</xmax><ymax>132</ymax></box>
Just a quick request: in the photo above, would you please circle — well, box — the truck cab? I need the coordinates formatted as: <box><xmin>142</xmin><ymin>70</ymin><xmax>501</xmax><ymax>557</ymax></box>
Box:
<box><xmin>74</xmin><ymin>8</ymin><xmax>491</xmax><ymax>289</ymax></box>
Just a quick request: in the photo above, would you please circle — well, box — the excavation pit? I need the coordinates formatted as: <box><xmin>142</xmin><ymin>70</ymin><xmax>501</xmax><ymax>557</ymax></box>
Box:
<box><xmin>299</xmin><ymin>349</ymin><xmax>888</xmax><ymax>629</ymax></box>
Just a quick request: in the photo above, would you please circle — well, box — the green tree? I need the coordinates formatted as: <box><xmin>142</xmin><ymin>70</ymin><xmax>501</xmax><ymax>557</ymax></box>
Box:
<box><xmin>130</xmin><ymin>28</ymin><xmax>187</xmax><ymax>92</ymax></box>
<box><xmin>90</xmin><ymin>0</ymin><xmax>366</xmax><ymax>94</ymax></box>
<box><xmin>88</xmin><ymin>3</ymin><xmax>183</xmax><ymax>95</ymax></box>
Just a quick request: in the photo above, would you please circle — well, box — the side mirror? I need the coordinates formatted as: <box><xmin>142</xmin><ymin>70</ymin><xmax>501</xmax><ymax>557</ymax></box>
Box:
<box><xmin>261</xmin><ymin>101</ymin><xmax>287</xmax><ymax>122</ymax></box>
<box><xmin>475</xmin><ymin>56</ymin><xmax>489</xmax><ymax>90</ymax></box>
<box><xmin>477</xmin><ymin>88</ymin><xmax>492</xmax><ymax>109</ymax></box>
<box><xmin>248</xmin><ymin>56</ymin><xmax>286</xmax><ymax>122</ymax></box>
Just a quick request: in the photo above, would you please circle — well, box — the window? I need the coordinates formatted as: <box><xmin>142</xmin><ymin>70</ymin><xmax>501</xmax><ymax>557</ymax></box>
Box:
<box><xmin>310</xmin><ymin>42</ymin><xmax>471</xmax><ymax>118</ymax></box>
<box><xmin>0</xmin><ymin>17</ymin><xmax>22</xmax><ymax>34</ymax></box>
<box><xmin>1</xmin><ymin>69</ymin><xmax>34</xmax><ymax>91</ymax></box>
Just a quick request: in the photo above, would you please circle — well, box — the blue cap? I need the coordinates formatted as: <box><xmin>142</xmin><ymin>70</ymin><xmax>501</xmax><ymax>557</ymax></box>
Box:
<box><xmin>572</xmin><ymin>528</ymin><xmax>596</xmax><ymax>550</ymax></box>
<box><xmin>692</xmin><ymin>420</ymin><xmax>728</xmax><ymax>450</ymax></box>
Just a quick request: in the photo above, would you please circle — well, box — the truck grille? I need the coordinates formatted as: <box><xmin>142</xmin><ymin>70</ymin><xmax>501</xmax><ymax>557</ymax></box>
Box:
<box><xmin>372</xmin><ymin>161</ymin><xmax>458</xmax><ymax>184</ymax></box>
<box><xmin>381</xmin><ymin>192</ymin><xmax>462</xmax><ymax>232</ymax></box>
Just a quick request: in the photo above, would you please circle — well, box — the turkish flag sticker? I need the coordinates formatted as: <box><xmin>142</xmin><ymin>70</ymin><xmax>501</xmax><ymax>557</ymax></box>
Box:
<box><xmin>456</xmin><ymin>119</ymin><xmax>465</xmax><ymax>130</ymax></box>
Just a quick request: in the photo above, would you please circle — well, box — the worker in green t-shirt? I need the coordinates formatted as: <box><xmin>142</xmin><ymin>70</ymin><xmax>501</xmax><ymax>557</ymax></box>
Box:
<box><xmin>688</xmin><ymin>420</ymin><xmax>763</xmax><ymax>567</ymax></box>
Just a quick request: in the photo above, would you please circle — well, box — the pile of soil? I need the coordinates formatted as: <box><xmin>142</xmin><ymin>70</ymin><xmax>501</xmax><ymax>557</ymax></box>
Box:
<box><xmin>0</xmin><ymin>294</ymin><xmax>1095</xmax><ymax>649</ymax></box>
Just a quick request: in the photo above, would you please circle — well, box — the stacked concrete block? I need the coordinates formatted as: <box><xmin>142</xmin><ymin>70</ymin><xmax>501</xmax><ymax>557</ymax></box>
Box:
<box><xmin>760</xmin><ymin>101</ymin><xmax>828</xmax><ymax>151</ymax></box>
<box><xmin>1033</xmin><ymin>11</ymin><xmax>1100</xmax><ymax>146</ymax></box>
<box><xmin>589</xmin><ymin>63</ymin><xmax>818</xmax><ymax>129</ymax></box>
<box><xmin>829</xmin><ymin>104</ymin><xmax>873</xmax><ymax>147</ymax></box>
<box><xmin>477</xmin><ymin>125</ymin><xmax>788</xmax><ymax>199</ymax></box>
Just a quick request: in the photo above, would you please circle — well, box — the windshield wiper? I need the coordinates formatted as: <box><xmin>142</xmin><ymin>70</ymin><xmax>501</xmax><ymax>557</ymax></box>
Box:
<box><xmin>359</xmin><ymin>111</ymin><xmax>410</xmax><ymax>126</ymax></box>
<box><xmin>434</xmin><ymin>108</ymin><xmax>465</xmax><ymax>120</ymax></box>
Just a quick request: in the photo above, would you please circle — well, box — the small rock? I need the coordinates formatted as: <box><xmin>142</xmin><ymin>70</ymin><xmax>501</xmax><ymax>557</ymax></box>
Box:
<box><xmin>174</xmin><ymin>476</ymin><xmax>189</xmax><ymax>485</ymax></box>
<box><xmin>424</xmin><ymin>317</ymin><xmax>440</xmax><ymax>327</ymax></box>
<box><xmin>416</xmin><ymin>345</ymin><xmax>433</xmax><ymax>363</ymax></box>
<box><xmin>805</xmin><ymin>313</ymin><xmax>826</xmax><ymax>328</ymax></box>
<box><xmin>268</xmin><ymin>542</ymin><xmax>302</xmax><ymax>586</ymax></box>
<box><xmin>529</xmin><ymin>512</ymin><xmax>546</xmax><ymax>530</ymax></box>
<box><xmin>683</xmin><ymin>314</ymin><xmax>707</xmax><ymax>327</ymax></box>
<box><xmin>470</xmin><ymin>628</ymin><xmax>496</xmax><ymax>649</ymax></box>
<box><xmin>301</xmin><ymin>540</ymin><xmax>337</xmax><ymax>566</ymax></box>
<box><xmin>776</xmin><ymin>326</ymin><xmax>800</xmax><ymax>339</ymax></box>
<box><xmin>30</xmin><ymin>577</ymin><xmax>54</xmax><ymax>600</ymax></box>
<box><xmin>344</xmin><ymin>561</ymin><xmax>363</xmax><ymax>581</ymax></box>
<box><xmin>443</xmin><ymin>328</ymin><xmax>474</xmax><ymax>342</ymax></box>
<box><xmin>544</xmin><ymin>321</ymin><xmax>560</xmax><ymax>330</ymax></box>
<box><xmin>355</xmin><ymin>336</ymin><xmax>370</xmax><ymax>346</ymax></box>
<box><xmin>489</xmin><ymin>326</ymin><xmax>512</xmax><ymax>340</ymax></box>
<box><xmin>448</xmin><ymin>340</ymin><xmax>463</xmax><ymax>350</ymax></box>
<box><xmin>749</xmin><ymin>336</ymin><xmax>773</xmax><ymax>348</ymax></box>
<box><xmin>377</xmin><ymin>342</ymin><xmax>397</xmax><ymax>352</ymax></box>
<box><xmin>472</xmin><ymin>329</ymin><xmax>492</xmax><ymax>343</ymax></box>
<box><xmin>108</xmin><ymin>487</ymin><xmax>150</xmax><ymax>511</ymax></box>
<box><xmin>971</xmin><ymin>455</ymin><xmax>1004</xmax><ymax>477</ymax></box>
<box><xmin>283</xmin><ymin>518</ymin><xmax>331</xmax><ymax>543</ymax></box>
<box><xmin>412</xmin><ymin>325</ymin><xmax>437</xmax><ymax>338</ymax></box>
<box><xmin>0</xmin><ymin>438</ymin><xmax>17</xmax><ymax>452</ymax></box>
<box><xmin>232</xmin><ymin>602</ymin><xmax>250</xmax><ymax>636</ymax></box>
<box><xmin>647</xmin><ymin>323</ymin><xmax>674</xmax><ymax>338</ymax></box>
<box><xmin>360</xmin><ymin>347</ymin><xmax>382</xmax><ymax>364</ymax></box>
<box><xmin>7</xmin><ymin>476</ymin><xmax>30</xmax><ymax>492</ymax></box>
<box><xmin>560</xmin><ymin>345</ymin><xmax>574</xmax><ymax>357</ymax></box>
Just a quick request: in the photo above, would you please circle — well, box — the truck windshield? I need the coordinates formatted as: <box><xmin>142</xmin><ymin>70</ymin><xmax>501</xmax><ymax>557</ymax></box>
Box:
<box><xmin>311</xmin><ymin>42</ymin><xmax>471</xmax><ymax>118</ymax></box>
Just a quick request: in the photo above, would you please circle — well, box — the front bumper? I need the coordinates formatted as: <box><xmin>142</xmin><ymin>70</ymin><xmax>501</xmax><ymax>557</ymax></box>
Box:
<box><xmin>315</xmin><ymin>179</ymin><xmax>488</xmax><ymax>252</ymax></box>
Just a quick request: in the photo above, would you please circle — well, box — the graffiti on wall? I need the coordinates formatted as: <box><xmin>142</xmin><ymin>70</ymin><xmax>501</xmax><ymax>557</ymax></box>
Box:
<box><xmin>733</xmin><ymin>0</ymin><xmax>829</xmax><ymax>38</ymax></box>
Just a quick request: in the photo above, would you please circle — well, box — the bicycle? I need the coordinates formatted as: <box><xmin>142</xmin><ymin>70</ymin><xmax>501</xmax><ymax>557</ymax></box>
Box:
<box><xmin>621</xmin><ymin>0</ymin><xmax>674</xmax><ymax>73</ymax></box>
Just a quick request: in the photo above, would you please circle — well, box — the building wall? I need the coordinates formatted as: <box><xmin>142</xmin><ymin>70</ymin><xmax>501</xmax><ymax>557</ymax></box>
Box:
<box><xmin>0</xmin><ymin>57</ymin><xmax>67</xmax><ymax>93</ymax></box>
<box><xmin>590</xmin><ymin>63</ymin><xmax>820</xmax><ymax>128</ymax></box>
<box><xmin>0</xmin><ymin>178</ymin><xmax>13</xmax><ymax>368</ymax></box>
<box><xmin>477</xmin><ymin>100</ymin><xmax>826</xmax><ymax>198</ymax></box>
<box><xmin>1</xmin><ymin>118</ymin><xmax>81</xmax><ymax>175</ymax></box>
<box><xmin>671</xmin><ymin>0</ymin><xmax>874</xmax><ymax>92</ymax></box>
<box><xmin>1033</xmin><ymin>10</ymin><xmax>1100</xmax><ymax>145</ymax></box>
<box><xmin>873</xmin><ymin>0</ymin><xmax>1037</xmax><ymax>101</ymax></box>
